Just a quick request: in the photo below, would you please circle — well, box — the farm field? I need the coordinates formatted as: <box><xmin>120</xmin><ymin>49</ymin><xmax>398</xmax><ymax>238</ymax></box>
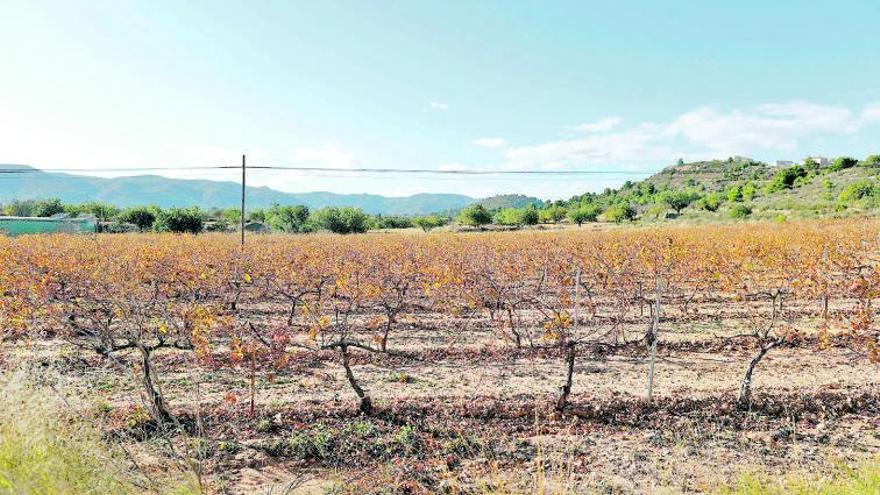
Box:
<box><xmin>1</xmin><ymin>220</ymin><xmax>879</xmax><ymax>494</ymax></box>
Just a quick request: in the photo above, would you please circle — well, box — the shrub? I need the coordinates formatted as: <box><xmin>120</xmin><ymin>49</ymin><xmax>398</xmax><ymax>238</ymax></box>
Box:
<box><xmin>830</xmin><ymin>156</ymin><xmax>858</xmax><ymax>172</ymax></box>
<box><xmin>742</xmin><ymin>182</ymin><xmax>757</xmax><ymax>201</ymax></box>
<box><xmin>729</xmin><ymin>204</ymin><xmax>752</xmax><ymax>219</ymax></box>
<box><xmin>456</xmin><ymin>204</ymin><xmax>492</xmax><ymax>227</ymax></box>
<box><xmin>696</xmin><ymin>193</ymin><xmax>721</xmax><ymax>212</ymax></box>
<box><xmin>603</xmin><ymin>203</ymin><xmax>636</xmax><ymax>223</ymax></box>
<box><xmin>836</xmin><ymin>180</ymin><xmax>880</xmax><ymax>208</ymax></box>
<box><xmin>766</xmin><ymin>165</ymin><xmax>807</xmax><ymax>193</ymax></box>
<box><xmin>566</xmin><ymin>204</ymin><xmax>601</xmax><ymax>226</ymax></box>
<box><xmin>727</xmin><ymin>186</ymin><xmax>743</xmax><ymax>202</ymax></box>
<box><xmin>862</xmin><ymin>154</ymin><xmax>880</xmax><ymax>167</ymax></box>
<box><xmin>153</xmin><ymin>207</ymin><xmax>204</xmax><ymax>233</ymax></box>
<box><xmin>310</xmin><ymin>207</ymin><xmax>369</xmax><ymax>234</ymax></box>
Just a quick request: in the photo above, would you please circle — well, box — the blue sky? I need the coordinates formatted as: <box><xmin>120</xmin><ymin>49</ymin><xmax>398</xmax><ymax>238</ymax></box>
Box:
<box><xmin>1</xmin><ymin>1</ymin><xmax>879</xmax><ymax>199</ymax></box>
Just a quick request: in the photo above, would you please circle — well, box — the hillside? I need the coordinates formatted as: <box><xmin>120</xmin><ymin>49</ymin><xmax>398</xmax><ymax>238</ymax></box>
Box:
<box><xmin>562</xmin><ymin>155</ymin><xmax>880</xmax><ymax>222</ymax></box>
<box><xmin>0</xmin><ymin>165</ymin><xmax>474</xmax><ymax>215</ymax></box>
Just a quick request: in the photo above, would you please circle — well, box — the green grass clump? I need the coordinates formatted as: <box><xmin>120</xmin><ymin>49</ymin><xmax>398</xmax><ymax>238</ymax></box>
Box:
<box><xmin>0</xmin><ymin>372</ymin><xmax>196</xmax><ymax>495</ymax></box>
<box><xmin>720</xmin><ymin>458</ymin><xmax>880</xmax><ymax>495</ymax></box>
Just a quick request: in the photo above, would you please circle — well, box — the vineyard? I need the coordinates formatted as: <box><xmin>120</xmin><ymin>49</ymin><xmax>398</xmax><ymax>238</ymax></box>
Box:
<box><xmin>2</xmin><ymin>220</ymin><xmax>879</xmax><ymax>493</ymax></box>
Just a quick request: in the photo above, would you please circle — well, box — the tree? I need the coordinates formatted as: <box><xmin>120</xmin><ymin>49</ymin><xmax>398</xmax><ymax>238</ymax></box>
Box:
<box><xmin>248</xmin><ymin>208</ymin><xmax>267</xmax><ymax>223</ymax></box>
<box><xmin>78</xmin><ymin>201</ymin><xmax>120</xmax><ymax>223</ymax></box>
<box><xmin>310</xmin><ymin>207</ymin><xmax>368</xmax><ymax>234</ymax></box>
<box><xmin>412</xmin><ymin>215</ymin><xmax>446</xmax><ymax>232</ymax></box>
<box><xmin>223</xmin><ymin>208</ymin><xmax>242</xmax><ymax>226</ymax></box>
<box><xmin>266</xmin><ymin>204</ymin><xmax>311</xmax><ymax>233</ymax></box>
<box><xmin>153</xmin><ymin>207</ymin><xmax>204</xmax><ymax>233</ymax></box>
<box><xmin>33</xmin><ymin>198</ymin><xmax>64</xmax><ymax>217</ymax></box>
<box><xmin>829</xmin><ymin>157</ymin><xmax>858</xmax><ymax>172</ymax></box>
<box><xmin>566</xmin><ymin>204</ymin><xmax>600</xmax><ymax>226</ymax></box>
<box><xmin>494</xmin><ymin>208</ymin><xmax>523</xmax><ymax>226</ymax></box>
<box><xmin>520</xmin><ymin>205</ymin><xmax>539</xmax><ymax>225</ymax></box>
<box><xmin>660</xmin><ymin>191</ymin><xmax>698</xmax><ymax>214</ymax></box>
<box><xmin>603</xmin><ymin>203</ymin><xmax>636</xmax><ymax>223</ymax></box>
<box><xmin>457</xmin><ymin>204</ymin><xmax>492</xmax><ymax>227</ymax></box>
<box><xmin>118</xmin><ymin>206</ymin><xmax>158</xmax><ymax>231</ymax></box>
<box><xmin>539</xmin><ymin>205</ymin><xmax>567</xmax><ymax>224</ymax></box>
<box><xmin>3</xmin><ymin>199</ymin><xmax>37</xmax><ymax>217</ymax></box>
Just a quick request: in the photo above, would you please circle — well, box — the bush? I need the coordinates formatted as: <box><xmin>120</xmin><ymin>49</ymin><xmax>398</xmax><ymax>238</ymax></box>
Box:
<box><xmin>696</xmin><ymin>193</ymin><xmax>721</xmax><ymax>212</ymax></box>
<box><xmin>836</xmin><ymin>180</ymin><xmax>880</xmax><ymax>208</ymax></box>
<box><xmin>766</xmin><ymin>165</ymin><xmax>807</xmax><ymax>193</ymax></box>
<box><xmin>118</xmin><ymin>206</ymin><xmax>158</xmax><ymax>231</ymax></box>
<box><xmin>742</xmin><ymin>182</ymin><xmax>757</xmax><ymax>201</ymax></box>
<box><xmin>862</xmin><ymin>154</ymin><xmax>880</xmax><ymax>167</ymax></box>
<box><xmin>310</xmin><ymin>207</ymin><xmax>369</xmax><ymax>234</ymax></box>
<box><xmin>566</xmin><ymin>204</ymin><xmax>601</xmax><ymax>226</ymax></box>
<box><xmin>456</xmin><ymin>204</ymin><xmax>492</xmax><ymax>227</ymax></box>
<box><xmin>729</xmin><ymin>204</ymin><xmax>752</xmax><ymax>219</ymax></box>
<box><xmin>727</xmin><ymin>186</ymin><xmax>743</xmax><ymax>202</ymax></box>
<box><xmin>603</xmin><ymin>203</ymin><xmax>636</xmax><ymax>223</ymax></box>
<box><xmin>830</xmin><ymin>157</ymin><xmax>858</xmax><ymax>172</ymax></box>
<box><xmin>153</xmin><ymin>207</ymin><xmax>204</xmax><ymax>233</ymax></box>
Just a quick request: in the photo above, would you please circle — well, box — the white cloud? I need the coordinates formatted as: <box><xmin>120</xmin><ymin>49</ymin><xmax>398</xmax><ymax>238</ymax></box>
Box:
<box><xmin>428</xmin><ymin>101</ymin><xmax>450</xmax><ymax>111</ymax></box>
<box><xmin>288</xmin><ymin>144</ymin><xmax>354</xmax><ymax>169</ymax></box>
<box><xmin>507</xmin><ymin>101</ymin><xmax>880</xmax><ymax>169</ymax></box>
<box><xmin>572</xmin><ymin>117</ymin><xmax>622</xmax><ymax>133</ymax></box>
<box><xmin>472</xmin><ymin>137</ymin><xmax>505</xmax><ymax>148</ymax></box>
<box><xmin>862</xmin><ymin>103</ymin><xmax>880</xmax><ymax>125</ymax></box>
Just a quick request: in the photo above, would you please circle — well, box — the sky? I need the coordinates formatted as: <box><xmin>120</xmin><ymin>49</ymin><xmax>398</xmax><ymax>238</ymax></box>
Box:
<box><xmin>1</xmin><ymin>0</ymin><xmax>879</xmax><ymax>200</ymax></box>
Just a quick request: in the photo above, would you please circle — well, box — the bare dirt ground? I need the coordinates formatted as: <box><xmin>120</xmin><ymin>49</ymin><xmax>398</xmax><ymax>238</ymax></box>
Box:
<box><xmin>3</xmin><ymin>298</ymin><xmax>878</xmax><ymax>494</ymax></box>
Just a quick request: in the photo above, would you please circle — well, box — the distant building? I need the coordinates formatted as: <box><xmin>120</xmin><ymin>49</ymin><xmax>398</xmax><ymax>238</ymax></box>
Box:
<box><xmin>0</xmin><ymin>216</ymin><xmax>97</xmax><ymax>236</ymax></box>
<box><xmin>805</xmin><ymin>156</ymin><xmax>829</xmax><ymax>166</ymax></box>
<box><xmin>775</xmin><ymin>160</ymin><xmax>794</xmax><ymax>167</ymax></box>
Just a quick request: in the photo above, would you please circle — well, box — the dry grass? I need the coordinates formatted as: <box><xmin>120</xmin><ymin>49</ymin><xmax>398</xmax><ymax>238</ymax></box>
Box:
<box><xmin>0</xmin><ymin>370</ymin><xmax>196</xmax><ymax>495</ymax></box>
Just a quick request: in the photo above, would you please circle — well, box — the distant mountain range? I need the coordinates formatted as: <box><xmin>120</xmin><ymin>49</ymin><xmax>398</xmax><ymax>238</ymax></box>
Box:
<box><xmin>0</xmin><ymin>164</ymin><xmax>485</xmax><ymax>215</ymax></box>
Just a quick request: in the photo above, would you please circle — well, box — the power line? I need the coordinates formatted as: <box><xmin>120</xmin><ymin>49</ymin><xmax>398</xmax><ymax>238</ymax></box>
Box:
<box><xmin>0</xmin><ymin>165</ymin><xmax>655</xmax><ymax>176</ymax></box>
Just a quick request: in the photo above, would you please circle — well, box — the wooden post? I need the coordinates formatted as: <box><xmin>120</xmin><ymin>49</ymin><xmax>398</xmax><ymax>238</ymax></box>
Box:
<box><xmin>572</xmin><ymin>267</ymin><xmax>581</xmax><ymax>331</ymax></box>
<box><xmin>240</xmin><ymin>154</ymin><xmax>246</xmax><ymax>247</ymax></box>
<box><xmin>646</xmin><ymin>273</ymin><xmax>661</xmax><ymax>405</ymax></box>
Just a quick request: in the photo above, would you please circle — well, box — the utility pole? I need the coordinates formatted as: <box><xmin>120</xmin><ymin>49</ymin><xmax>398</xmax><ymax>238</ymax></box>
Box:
<box><xmin>240</xmin><ymin>154</ymin><xmax>246</xmax><ymax>247</ymax></box>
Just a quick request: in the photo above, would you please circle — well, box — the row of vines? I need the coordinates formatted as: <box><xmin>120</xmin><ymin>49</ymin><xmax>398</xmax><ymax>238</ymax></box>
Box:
<box><xmin>1</xmin><ymin>220</ymin><xmax>879</xmax><ymax>424</ymax></box>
